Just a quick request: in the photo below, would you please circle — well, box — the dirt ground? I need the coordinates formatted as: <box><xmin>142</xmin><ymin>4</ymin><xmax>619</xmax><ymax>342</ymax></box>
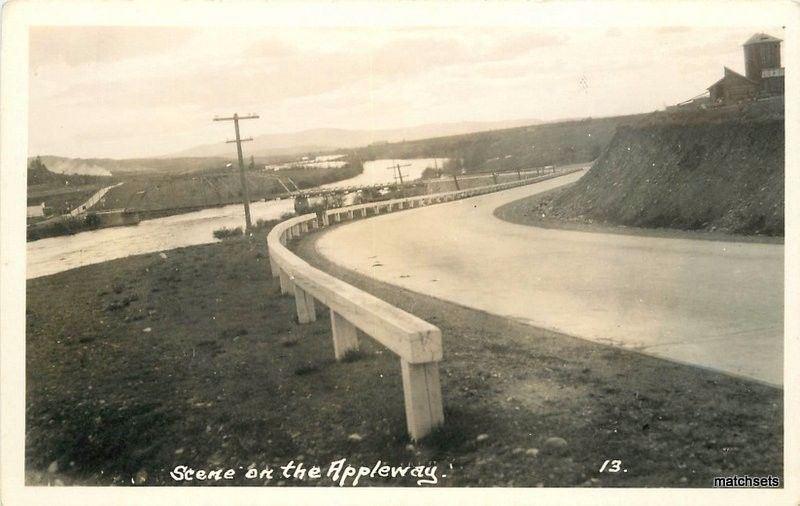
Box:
<box><xmin>25</xmin><ymin>234</ymin><xmax>782</xmax><ymax>487</ymax></box>
<box><xmin>526</xmin><ymin>118</ymin><xmax>784</xmax><ymax>237</ymax></box>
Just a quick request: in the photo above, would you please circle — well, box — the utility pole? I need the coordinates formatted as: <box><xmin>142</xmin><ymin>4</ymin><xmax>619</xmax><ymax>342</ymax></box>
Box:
<box><xmin>386</xmin><ymin>162</ymin><xmax>411</xmax><ymax>186</ymax></box>
<box><xmin>214</xmin><ymin>113</ymin><xmax>259</xmax><ymax>231</ymax></box>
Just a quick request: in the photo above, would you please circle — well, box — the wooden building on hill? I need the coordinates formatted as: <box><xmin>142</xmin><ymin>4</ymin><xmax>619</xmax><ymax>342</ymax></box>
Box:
<box><xmin>704</xmin><ymin>32</ymin><xmax>785</xmax><ymax>106</ymax></box>
<box><xmin>707</xmin><ymin>67</ymin><xmax>760</xmax><ymax>104</ymax></box>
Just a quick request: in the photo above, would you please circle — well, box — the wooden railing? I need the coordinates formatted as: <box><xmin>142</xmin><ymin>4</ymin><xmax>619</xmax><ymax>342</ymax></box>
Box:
<box><xmin>266</xmin><ymin>167</ymin><xmax>580</xmax><ymax>440</ymax></box>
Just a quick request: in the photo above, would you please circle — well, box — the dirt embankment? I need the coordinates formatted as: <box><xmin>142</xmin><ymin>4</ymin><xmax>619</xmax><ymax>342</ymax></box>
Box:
<box><xmin>522</xmin><ymin>118</ymin><xmax>784</xmax><ymax>236</ymax></box>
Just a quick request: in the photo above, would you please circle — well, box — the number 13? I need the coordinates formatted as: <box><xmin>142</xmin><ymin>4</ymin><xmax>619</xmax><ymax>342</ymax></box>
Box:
<box><xmin>599</xmin><ymin>459</ymin><xmax>622</xmax><ymax>473</ymax></box>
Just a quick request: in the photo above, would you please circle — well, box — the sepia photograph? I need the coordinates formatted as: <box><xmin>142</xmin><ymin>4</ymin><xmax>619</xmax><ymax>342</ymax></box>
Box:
<box><xmin>0</xmin><ymin>0</ymin><xmax>797</xmax><ymax>504</ymax></box>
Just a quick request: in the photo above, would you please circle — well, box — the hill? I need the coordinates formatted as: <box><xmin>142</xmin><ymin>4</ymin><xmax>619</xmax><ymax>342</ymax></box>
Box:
<box><xmin>515</xmin><ymin>105</ymin><xmax>784</xmax><ymax>236</ymax></box>
<box><xmin>353</xmin><ymin>114</ymin><xmax>648</xmax><ymax>173</ymax></box>
<box><xmin>169</xmin><ymin>118</ymin><xmax>542</xmax><ymax>159</ymax></box>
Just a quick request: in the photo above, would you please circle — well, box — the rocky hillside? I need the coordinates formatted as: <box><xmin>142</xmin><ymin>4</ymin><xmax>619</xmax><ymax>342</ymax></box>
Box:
<box><xmin>537</xmin><ymin>116</ymin><xmax>784</xmax><ymax>236</ymax></box>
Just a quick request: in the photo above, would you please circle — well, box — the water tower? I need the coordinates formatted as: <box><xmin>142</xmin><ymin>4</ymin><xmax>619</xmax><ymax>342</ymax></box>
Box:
<box><xmin>743</xmin><ymin>33</ymin><xmax>781</xmax><ymax>83</ymax></box>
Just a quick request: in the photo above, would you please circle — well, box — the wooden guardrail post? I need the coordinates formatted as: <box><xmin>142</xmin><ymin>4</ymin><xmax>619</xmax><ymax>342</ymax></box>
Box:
<box><xmin>279</xmin><ymin>270</ymin><xmax>292</xmax><ymax>294</ymax></box>
<box><xmin>330</xmin><ymin>309</ymin><xmax>359</xmax><ymax>359</ymax></box>
<box><xmin>294</xmin><ymin>284</ymin><xmax>316</xmax><ymax>323</ymax></box>
<box><xmin>401</xmin><ymin>359</ymin><xmax>445</xmax><ymax>441</ymax></box>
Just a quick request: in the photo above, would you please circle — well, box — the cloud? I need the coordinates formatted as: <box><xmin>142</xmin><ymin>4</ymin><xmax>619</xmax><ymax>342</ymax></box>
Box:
<box><xmin>30</xmin><ymin>26</ymin><xmax>196</xmax><ymax>70</ymax></box>
<box><xmin>28</xmin><ymin>25</ymin><xmax>772</xmax><ymax>158</ymax></box>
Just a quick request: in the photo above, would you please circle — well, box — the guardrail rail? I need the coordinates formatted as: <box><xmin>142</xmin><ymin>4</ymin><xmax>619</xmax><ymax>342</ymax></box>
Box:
<box><xmin>266</xmin><ymin>166</ymin><xmax>581</xmax><ymax>440</ymax></box>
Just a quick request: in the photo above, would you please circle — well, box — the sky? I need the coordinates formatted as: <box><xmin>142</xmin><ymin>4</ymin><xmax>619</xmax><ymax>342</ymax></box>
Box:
<box><xmin>28</xmin><ymin>25</ymin><xmax>783</xmax><ymax>159</ymax></box>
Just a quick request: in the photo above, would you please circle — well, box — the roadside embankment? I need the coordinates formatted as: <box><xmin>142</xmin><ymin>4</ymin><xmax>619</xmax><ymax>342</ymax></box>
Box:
<box><xmin>504</xmin><ymin>117</ymin><xmax>784</xmax><ymax>237</ymax></box>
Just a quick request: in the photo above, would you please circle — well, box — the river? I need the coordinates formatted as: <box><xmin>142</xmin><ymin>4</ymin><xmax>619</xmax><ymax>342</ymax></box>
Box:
<box><xmin>26</xmin><ymin>157</ymin><xmax>446</xmax><ymax>279</ymax></box>
<box><xmin>320</xmin><ymin>158</ymin><xmax>446</xmax><ymax>189</ymax></box>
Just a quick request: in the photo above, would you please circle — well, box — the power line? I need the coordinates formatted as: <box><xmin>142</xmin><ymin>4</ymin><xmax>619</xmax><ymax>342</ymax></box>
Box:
<box><xmin>386</xmin><ymin>162</ymin><xmax>412</xmax><ymax>185</ymax></box>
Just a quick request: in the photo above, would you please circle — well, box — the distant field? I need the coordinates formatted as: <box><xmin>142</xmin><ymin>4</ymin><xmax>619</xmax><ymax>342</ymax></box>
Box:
<box><xmin>28</xmin><ymin>155</ymin><xmax>362</xmax><ymax>220</ymax></box>
<box><xmin>28</xmin><ymin>188</ymin><xmax>100</xmax><ymax>215</ymax></box>
<box><xmin>95</xmin><ymin>163</ymin><xmax>362</xmax><ymax>213</ymax></box>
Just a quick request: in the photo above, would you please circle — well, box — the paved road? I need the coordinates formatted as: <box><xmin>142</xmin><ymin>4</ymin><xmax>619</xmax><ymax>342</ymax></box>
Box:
<box><xmin>314</xmin><ymin>168</ymin><xmax>784</xmax><ymax>386</ymax></box>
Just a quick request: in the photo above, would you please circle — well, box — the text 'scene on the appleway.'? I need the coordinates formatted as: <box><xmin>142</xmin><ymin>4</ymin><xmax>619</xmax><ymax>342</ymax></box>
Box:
<box><xmin>170</xmin><ymin>459</ymin><xmax>446</xmax><ymax>486</ymax></box>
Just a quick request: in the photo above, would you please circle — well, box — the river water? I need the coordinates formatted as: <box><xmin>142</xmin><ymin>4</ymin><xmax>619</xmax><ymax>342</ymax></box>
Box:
<box><xmin>26</xmin><ymin>157</ymin><xmax>446</xmax><ymax>279</ymax></box>
<box><xmin>320</xmin><ymin>158</ymin><xmax>446</xmax><ymax>188</ymax></box>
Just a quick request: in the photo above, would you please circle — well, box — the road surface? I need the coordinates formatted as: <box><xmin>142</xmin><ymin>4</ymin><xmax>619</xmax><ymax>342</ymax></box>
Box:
<box><xmin>69</xmin><ymin>182</ymin><xmax>124</xmax><ymax>216</ymax></box>
<box><xmin>313</xmin><ymin>168</ymin><xmax>784</xmax><ymax>386</ymax></box>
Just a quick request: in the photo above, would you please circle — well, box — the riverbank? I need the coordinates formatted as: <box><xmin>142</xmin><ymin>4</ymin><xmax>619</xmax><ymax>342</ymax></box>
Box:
<box><xmin>26</xmin><ymin>161</ymin><xmax>363</xmax><ymax>242</ymax></box>
<box><xmin>26</xmin><ymin>234</ymin><xmax>782</xmax><ymax>487</ymax></box>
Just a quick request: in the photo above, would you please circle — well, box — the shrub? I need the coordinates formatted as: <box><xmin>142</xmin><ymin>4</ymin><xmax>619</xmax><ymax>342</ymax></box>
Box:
<box><xmin>212</xmin><ymin>226</ymin><xmax>243</xmax><ymax>240</ymax></box>
<box><xmin>26</xmin><ymin>214</ymin><xmax>101</xmax><ymax>241</ymax></box>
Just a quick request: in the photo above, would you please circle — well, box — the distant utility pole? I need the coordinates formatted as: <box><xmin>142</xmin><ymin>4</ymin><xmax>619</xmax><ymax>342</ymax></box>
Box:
<box><xmin>386</xmin><ymin>162</ymin><xmax>412</xmax><ymax>185</ymax></box>
<box><xmin>213</xmin><ymin>112</ymin><xmax>259</xmax><ymax>231</ymax></box>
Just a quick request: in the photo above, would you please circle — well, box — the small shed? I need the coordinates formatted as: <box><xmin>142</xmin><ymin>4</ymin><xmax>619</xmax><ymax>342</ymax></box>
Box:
<box><xmin>27</xmin><ymin>203</ymin><xmax>45</xmax><ymax>218</ymax></box>
<box><xmin>707</xmin><ymin>67</ymin><xmax>759</xmax><ymax>105</ymax></box>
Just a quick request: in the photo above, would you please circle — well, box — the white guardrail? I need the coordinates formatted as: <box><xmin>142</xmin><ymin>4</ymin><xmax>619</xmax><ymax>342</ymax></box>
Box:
<box><xmin>266</xmin><ymin>167</ymin><xmax>579</xmax><ymax>440</ymax></box>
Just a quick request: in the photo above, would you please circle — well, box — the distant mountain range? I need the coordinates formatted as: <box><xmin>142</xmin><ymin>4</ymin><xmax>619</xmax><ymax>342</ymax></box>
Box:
<box><xmin>169</xmin><ymin>118</ymin><xmax>541</xmax><ymax>158</ymax></box>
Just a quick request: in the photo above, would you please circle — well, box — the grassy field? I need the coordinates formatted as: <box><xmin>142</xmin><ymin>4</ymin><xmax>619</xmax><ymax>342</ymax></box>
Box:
<box><xmin>93</xmin><ymin>163</ymin><xmax>361</xmax><ymax>213</ymax></box>
<box><xmin>26</xmin><ymin>233</ymin><xmax>782</xmax><ymax>487</ymax></box>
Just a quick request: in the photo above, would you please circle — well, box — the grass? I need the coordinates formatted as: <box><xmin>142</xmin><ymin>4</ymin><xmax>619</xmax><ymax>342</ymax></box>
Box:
<box><xmin>211</xmin><ymin>218</ymin><xmax>290</xmax><ymax>240</ymax></box>
<box><xmin>25</xmin><ymin>235</ymin><xmax>782</xmax><ymax>487</ymax></box>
